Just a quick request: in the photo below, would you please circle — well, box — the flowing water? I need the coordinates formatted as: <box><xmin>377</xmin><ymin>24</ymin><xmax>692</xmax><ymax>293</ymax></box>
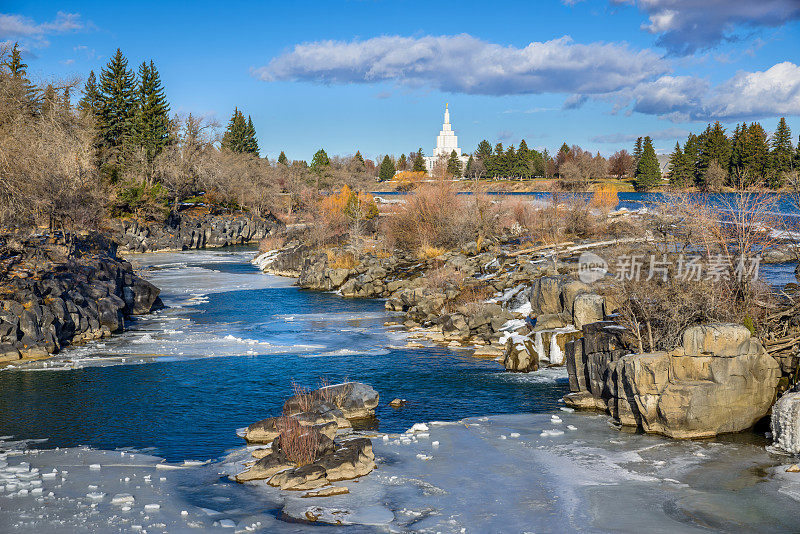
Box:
<box><xmin>0</xmin><ymin>249</ymin><xmax>567</xmax><ymax>462</ymax></box>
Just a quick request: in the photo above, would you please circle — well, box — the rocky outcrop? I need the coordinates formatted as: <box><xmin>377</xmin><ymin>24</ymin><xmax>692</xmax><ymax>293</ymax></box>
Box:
<box><xmin>111</xmin><ymin>209</ymin><xmax>279</xmax><ymax>253</ymax></box>
<box><xmin>235</xmin><ymin>382</ymin><xmax>377</xmax><ymax>493</ymax></box>
<box><xmin>566</xmin><ymin>322</ymin><xmax>781</xmax><ymax>438</ymax></box>
<box><xmin>0</xmin><ymin>234</ymin><xmax>163</xmax><ymax>360</ymax></box>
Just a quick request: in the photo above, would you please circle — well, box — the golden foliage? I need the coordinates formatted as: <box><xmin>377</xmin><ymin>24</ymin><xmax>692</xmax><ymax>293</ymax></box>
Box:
<box><xmin>590</xmin><ymin>185</ymin><xmax>619</xmax><ymax>211</ymax></box>
<box><xmin>392</xmin><ymin>171</ymin><xmax>426</xmax><ymax>192</ymax></box>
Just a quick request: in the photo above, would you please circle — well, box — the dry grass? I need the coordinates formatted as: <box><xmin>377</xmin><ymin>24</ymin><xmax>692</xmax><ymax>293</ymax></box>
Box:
<box><xmin>286</xmin><ymin>381</ymin><xmax>315</xmax><ymax>413</ymax></box>
<box><xmin>418</xmin><ymin>245</ymin><xmax>446</xmax><ymax>260</ymax></box>
<box><xmin>316</xmin><ymin>377</ymin><xmax>353</xmax><ymax>408</ymax></box>
<box><xmin>422</xmin><ymin>265</ymin><xmax>468</xmax><ymax>292</ymax></box>
<box><xmin>445</xmin><ymin>284</ymin><xmax>495</xmax><ymax>314</ymax></box>
<box><xmin>326</xmin><ymin>250</ymin><xmax>358</xmax><ymax>269</ymax></box>
<box><xmin>275</xmin><ymin>415</ymin><xmax>320</xmax><ymax>467</ymax></box>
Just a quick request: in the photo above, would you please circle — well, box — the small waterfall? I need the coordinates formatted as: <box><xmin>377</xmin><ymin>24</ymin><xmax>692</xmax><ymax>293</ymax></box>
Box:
<box><xmin>533</xmin><ymin>332</ymin><xmax>546</xmax><ymax>363</ymax></box>
<box><xmin>549</xmin><ymin>332</ymin><xmax>563</xmax><ymax>365</ymax></box>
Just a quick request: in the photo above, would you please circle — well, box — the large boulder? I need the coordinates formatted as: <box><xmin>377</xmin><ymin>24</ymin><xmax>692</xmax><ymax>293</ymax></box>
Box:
<box><xmin>616</xmin><ymin>324</ymin><xmax>780</xmax><ymax>438</ymax></box>
<box><xmin>530</xmin><ymin>276</ymin><xmax>564</xmax><ymax>316</ymax></box>
<box><xmin>283</xmin><ymin>382</ymin><xmax>379</xmax><ymax>421</ymax></box>
<box><xmin>572</xmin><ymin>293</ymin><xmax>605</xmax><ymax>330</ymax></box>
<box><xmin>503</xmin><ymin>335</ymin><xmax>539</xmax><ymax>372</ymax></box>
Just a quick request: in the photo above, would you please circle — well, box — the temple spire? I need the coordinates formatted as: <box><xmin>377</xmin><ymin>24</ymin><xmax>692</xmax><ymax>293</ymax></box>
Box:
<box><xmin>444</xmin><ymin>103</ymin><xmax>450</xmax><ymax>125</ymax></box>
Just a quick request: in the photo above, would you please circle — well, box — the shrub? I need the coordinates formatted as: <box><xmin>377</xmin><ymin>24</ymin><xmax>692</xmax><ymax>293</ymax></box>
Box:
<box><xmin>259</xmin><ymin>235</ymin><xmax>285</xmax><ymax>253</ymax></box>
<box><xmin>275</xmin><ymin>415</ymin><xmax>319</xmax><ymax>467</ymax></box>
<box><xmin>590</xmin><ymin>185</ymin><xmax>618</xmax><ymax>211</ymax></box>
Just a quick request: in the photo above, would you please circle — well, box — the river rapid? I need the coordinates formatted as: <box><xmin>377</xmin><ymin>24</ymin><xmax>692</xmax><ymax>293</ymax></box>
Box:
<box><xmin>1</xmin><ymin>248</ymin><xmax>799</xmax><ymax>533</ymax></box>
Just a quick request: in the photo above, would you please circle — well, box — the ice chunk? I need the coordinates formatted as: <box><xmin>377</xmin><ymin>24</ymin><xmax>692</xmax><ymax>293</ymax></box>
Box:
<box><xmin>111</xmin><ymin>493</ymin><xmax>135</xmax><ymax>505</ymax></box>
<box><xmin>86</xmin><ymin>492</ymin><xmax>106</xmax><ymax>501</ymax></box>
<box><xmin>144</xmin><ymin>503</ymin><xmax>161</xmax><ymax>512</ymax></box>
<box><xmin>219</xmin><ymin>519</ymin><xmax>236</xmax><ymax>528</ymax></box>
<box><xmin>89</xmin><ymin>464</ymin><xmax>101</xmax><ymax>470</ymax></box>
<box><xmin>407</xmin><ymin>423</ymin><xmax>429</xmax><ymax>433</ymax></box>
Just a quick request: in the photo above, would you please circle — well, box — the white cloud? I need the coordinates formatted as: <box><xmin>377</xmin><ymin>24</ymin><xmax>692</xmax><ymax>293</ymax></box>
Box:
<box><xmin>0</xmin><ymin>12</ymin><xmax>86</xmax><ymax>47</ymax></box>
<box><xmin>254</xmin><ymin>34</ymin><xmax>668</xmax><ymax>96</ymax></box>
<box><xmin>611</xmin><ymin>0</ymin><xmax>800</xmax><ymax>55</ymax></box>
<box><xmin>702</xmin><ymin>62</ymin><xmax>800</xmax><ymax>120</ymax></box>
<box><xmin>624</xmin><ymin>62</ymin><xmax>800</xmax><ymax>121</ymax></box>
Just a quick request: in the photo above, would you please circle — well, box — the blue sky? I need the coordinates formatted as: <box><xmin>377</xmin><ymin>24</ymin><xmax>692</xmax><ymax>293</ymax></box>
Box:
<box><xmin>3</xmin><ymin>0</ymin><xmax>799</xmax><ymax>161</ymax></box>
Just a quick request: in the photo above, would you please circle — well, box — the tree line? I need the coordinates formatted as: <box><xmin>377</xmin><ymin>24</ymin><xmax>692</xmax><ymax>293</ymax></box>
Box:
<box><xmin>666</xmin><ymin>119</ymin><xmax>799</xmax><ymax>191</ymax></box>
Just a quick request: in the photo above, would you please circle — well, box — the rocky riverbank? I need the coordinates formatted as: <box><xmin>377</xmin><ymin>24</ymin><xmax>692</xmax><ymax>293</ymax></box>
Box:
<box><xmin>110</xmin><ymin>207</ymin><xmax>280</xmax><ymax>253</ymax></box>
<box><xmin>253</xmin><ymin>230</ymin><xmax>800</xmax><ymax>444</ymax></box>
<box><xmin>0</xmin><ymin>234</ymin><xmax>163</xmax><ymax>362</ymax></box>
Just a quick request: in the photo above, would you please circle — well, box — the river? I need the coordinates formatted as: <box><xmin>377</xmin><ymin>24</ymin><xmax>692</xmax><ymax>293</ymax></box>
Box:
<box><xmin>1</xmin><ymin>248</ymin><xmax>800</xmax><ymax>533</ymax></box>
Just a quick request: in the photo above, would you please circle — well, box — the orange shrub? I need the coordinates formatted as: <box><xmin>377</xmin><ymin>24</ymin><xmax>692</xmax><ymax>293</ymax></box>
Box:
<box><xmin>590</xmin><ymin>185</ymin><xmax>618</xmax><ymax>211</ymax></box>
<box><xmin>393</xmin><ymin>171</ymin><xmax>426</xmax><ymax>192</ymax></box>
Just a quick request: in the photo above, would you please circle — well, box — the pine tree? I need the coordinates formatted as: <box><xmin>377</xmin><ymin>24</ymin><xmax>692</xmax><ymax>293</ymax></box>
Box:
<box><xmin>633</xmin><ymin>137</ymin><xmax>643</xmax><ymax>167</ymax></box>
<box><xmin>277</xmin><ymin>151</ymin><xmax>288</xmax><ymax>165</ymax></box>
<box><xmin>634</xmin><ymin>136</ymin><xmax>661</xmax><ymax>191</ymax></box>
<box><xmin>465</xmin><ymin>155</ymin><xmax>475</xmax><ymax>178</ymax></box>
<box><xmin>379</xmin><ymin>155</ymin><xmax>396</xmax><ymax>181</ymax></box>
<box><xmin>98</xmin><ymin>48</ymin><xmax>138</xmax><ymax>174</ymax></box>
<box><xmin>78</xmin><ymin>70</ymin><xmax>102</xmax><ymax>117</ymax></box>
<box><xmin>729</xmin><ymin>122</ymin><xmax>746</xmax><ymax>175</ymax></box>
<box><xmin>133</xmin><ymin>60</ymin><xmax>171</xmax><ymax>170</ymax></box>
<box><xmin>668</xmin><ymin>142</ymin><xmax>689</xmax><ymax>187</ymax></box>
<box><xmin>311</xmin><ymin>148</ymin><xmax>330</xmax><ymax>171</ymax></box>
<box><xmin>221</xmin><ymin>108</ymin><xmax>248</xmax><ymax>153</ymax></box>
<box><xmin>699</xmin><ymin>122</ymin><xmax>731</xmax><ymax>176</ymax></box>
<box><xmin>244</xmin><ymin>116</ymin><xmax>259</xmax><ymax>156</ymax></box>
<box><xmin>476</xmin><ymin>140</ymin><xmax>492</xmax><ymax>162</ymax></box>
<box><xmin>397</xmin><ymin>153</ymin><xmax>407</xmax><ymax>171</ymax></box>
<box><xmin>412</xmin><ymin>149</ymin><xmax>426</xmax><ymax>173</ymax></box>
<box><xmin>447</xmin><ymin>150</ymin><xmax>462</xmax><ymax>178</ymax></box>
<box><xmin>772</xmin><ymin>117</ymin><xmax>794</xmax><ymax>175</ymax></box>
<box><xmin>2</xmin><ymin>42</ymin><xmax>37</xmax><ymax>114</ymax></box>
<box><xmin>741</xmin><ymin>122</ymin><xmax>770</xmax><ymax>186</ymax></box>
<box><xmin>683</xmin><ymin>133</ymin><xmax>701</xmax><ymax>186</ymax></box>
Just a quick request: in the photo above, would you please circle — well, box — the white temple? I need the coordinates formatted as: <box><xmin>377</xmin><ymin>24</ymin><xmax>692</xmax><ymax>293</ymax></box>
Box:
<box><xmin>425</xmin><ymin>104</ymin><xmax>469</xmax><ymax>176</ymax></box>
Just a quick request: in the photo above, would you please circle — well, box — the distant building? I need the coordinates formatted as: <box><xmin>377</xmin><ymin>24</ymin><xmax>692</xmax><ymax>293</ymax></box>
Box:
<box><xmin>424</xmin><ymin>104</ymin><xmax>470</xmax><ymax>175</ymax></box>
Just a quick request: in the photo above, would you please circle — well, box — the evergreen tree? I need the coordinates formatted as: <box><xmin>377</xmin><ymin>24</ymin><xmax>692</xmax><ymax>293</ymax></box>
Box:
<box><xmin>244</xmin><ymin>116</ymin><xmax>259</xmax><ymax>156</ymax></box>
<box><xmin>772</xmin><ymin>117</ymin><xmax>794</xmax><ymax>175</ymax></box>
<box><xmin>683</xmin><ymin>133</ymin><xmax>701</xmax><ymax>186</ymax></box>
<box><xmin>698</xmin><ymin>122</ymin><xmax>731</xmax><ymax>176</ymax></box>
<box><xmin>98</xmin><ymin>48</ymin><xmax>138</xmax><ymax>173</ymax></box>
<box><xmin>412</xmin><ymin>148</ymin><xmax>426</xmax><ymax>173</ymax></box>
<box><xmin>379</xmin><ymin>155</ymin><xmax>396</xmax><ymax>181</ymax></box>
<box><xmin>311</xmin><ymin>148</ymin><xmax>330</xmax><ymax>171</ymax></box>
<box><xmin>397</xmin><ymin>153</ymin><xmax>407</xmax><ymax>171</ymax></box>
<box><xmin>447</xmin><ymin>150</ymin><xmax>462</xmax><ymax>178</ymax></box>
<box><xmin>668</xmin><ymin>142</ymin><xmax>689</xmax><ymax>187</ymax></box>
<box><xmin>476</xmin><ymin>140</ymin><xmax>492</xmax><ymax>162</ymax></box>
<box><xmin>2</xmin><ymin>42</ymin><xmax>38</xmax><ymax>114</ymax></box>
<box><xmin>78</xmin><ymin>70</ymin><xmax>102</xmax><ymax>117</ymax></box>
<box><xmin>133</xmin><ymin>60</ymin><xmax>171</xmax><ymax>169</ymax></box>
<box><xmin>741</xmin><ymin>122</ymin><xmax>770</xmax><ymax>186</ymax></box>
<box><xmin>634</xmin><ymin>136</ymin><xmax>661</xmax><ymax>191</ymax></box>
<box><xmin>493</xmin><ymin>143</ymin><xmax>505</xmax><ymax>177</ymax></box>
<box><xmin>277</xmin><ymin>151</ymin><xmax>289</xmax><ymax>165</ymax></box>
<box><xmin>221</xmin><ymin>108</ymin><xmax>248</xmax><ymax>153</ymax></box>
<box><xmin>465</xmin><ymin>155</ymin><xmax>475</xmax><ymax>178</ymax></box>
<box><xmin>729</xmin><ymin>122</ymin><xmax>746</xmax><ymax>175</ymax></box>
<box><xmin>633</xmin><ymin>137</ymin><xmax>643</xmax><ymax>167</ymax></box>
<box><xmin>354</xmin><ymin>151</ymin><xmax>365</xmax><ymax>165</ymax></box>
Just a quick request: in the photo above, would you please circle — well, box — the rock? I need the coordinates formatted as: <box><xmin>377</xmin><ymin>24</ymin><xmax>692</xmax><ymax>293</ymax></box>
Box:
<box><xmin>318</xmin><ymin>438</ymin><xmax>375</xmax><ymax>482</ymax></box>
<box><xmin>244</xmin><ymin>417</ymin><xmax>281</xmax><ymax>444</ymax></box>
<box><xmin>389</xmin><ymin>398</ymin><xmax>406</xmax><ymax>407</ymax></box>
<box><xmin>235</xmin><ymin>452</ymin><xmax>293</xmax><ymax>482</ymax></box>
<box><xmin>772</xmin><ymin>392</ymin><xmax>800</xmax><ymax>454</ymax></box>
<box><xmin>302</xmin><ymin>486</ymin><xmax>350</xmax><ymax>498</ymax></box>
<box><xmin>503</xmin><ymin>335</ymin><xmax>538</xmax><ymax>372</ymax></box>
<box><xmin>563</xmin><ymin>391</ymin><xmax>605</xmax><ymax>410</ymax></box>
<box><xmin>0</xmin><ymin>344</ymin><xmax>21</xmax><ymax>362</ymax></box>
<box><xmin>682</xmin><ymin>323</ymin><xmax>752</xmax><ymax>357</ymax></box>
<box><xmin>561</xmin><ymin>280</ymin><xmax>590</xmax><ymax>318</ymax></box>
<box><xmin>269</xmin><ymin>464</ymin><xmax>329</xmax><ymax>491</ymax></box>
<box><xmin>617</xmin><ymin>325</ymin><xmax>780</xmax><ymax>438</ymax></box>
<box><xmin>787</xmin><ymin>464</ymin><xmax>800</xmax><ymax>473</ymax></box>
<box><xmin>572</xmin><ymin>293</ymin><xmax>605</xmax><ymax>330</ymax></box>
<box><xmin>129</xmin><ymin>278</ymin><xmax>162</xmax><ymax>315</ymax></box>
<box><xmin>530</xmin><ymin>276</ymin><xmax>564</xmax><ymax>316</ymax></box>
<box><xmin>533</xmin><ymin>314</ymin><xmax>565</xmax><ymax>331</ymax></box>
